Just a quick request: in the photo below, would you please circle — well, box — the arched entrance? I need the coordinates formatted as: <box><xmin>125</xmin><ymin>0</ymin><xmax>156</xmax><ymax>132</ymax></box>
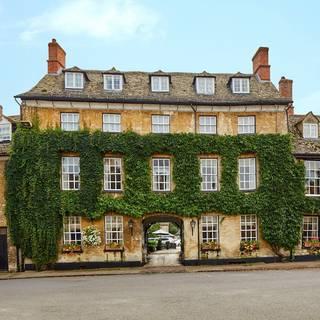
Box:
<box><xmin>142</xmin><ymin>214</ymin><xmax>184</xmax><ymax>266</ymax></box>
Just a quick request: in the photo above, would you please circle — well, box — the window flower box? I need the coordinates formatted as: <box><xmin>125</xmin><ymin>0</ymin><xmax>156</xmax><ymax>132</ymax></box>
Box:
<box><xmin>104</xmin><ymin>242</ymin><xmax>124</xmax><ymax>252</ymax></box>
<box><xmin>303</xmin><ymin>239</ymin><xmax>320</xmax><ymax>255</ymax></box>
<box><xmin>240</xmin><ymin>240</ymin><xmax>259</xmax><ymax>256</ymax></box>
<box><xmin>201</xmin><ymin>241</ymin><xmax>221</xmax><ymax>252</ymax></box>
<box><xmin>62</xmin><ymin>244</ymin><xmax>83</xmax><ymax>254</ymax></box>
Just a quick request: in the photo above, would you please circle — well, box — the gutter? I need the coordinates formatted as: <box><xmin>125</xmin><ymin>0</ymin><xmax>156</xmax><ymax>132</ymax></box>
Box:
<box><xmin>14</xmin><ymin>95</ymin><xmax>293</xmax><ymax>107</ymax></box>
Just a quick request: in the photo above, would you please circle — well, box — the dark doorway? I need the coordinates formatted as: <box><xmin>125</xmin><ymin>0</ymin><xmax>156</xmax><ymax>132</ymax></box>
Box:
<box><xmin>0</xmin><ymin>227</ymin><xmax>8</xmax><ymax>271</ymax></box>
<box><xmin>142</xmin><ymin>215</ymin><xmax>184</xmax><ymax>266</ymax></box>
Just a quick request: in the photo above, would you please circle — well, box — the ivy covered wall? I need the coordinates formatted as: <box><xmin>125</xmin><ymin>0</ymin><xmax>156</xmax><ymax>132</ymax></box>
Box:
<box><xmin>6</xmin><ymin>127</ymin><xmax>317</xmax><ymax>268</ymax></box>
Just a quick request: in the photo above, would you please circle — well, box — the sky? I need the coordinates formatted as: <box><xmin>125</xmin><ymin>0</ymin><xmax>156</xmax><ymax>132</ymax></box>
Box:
<box><xmin>0</xmin><ymin>0</ymin><xmax>319</xmax><ymax>115</ymax></box>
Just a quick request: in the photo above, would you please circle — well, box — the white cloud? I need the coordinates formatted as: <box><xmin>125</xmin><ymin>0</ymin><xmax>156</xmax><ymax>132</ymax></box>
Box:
<box><xmin>20</xmin><ymin>0</ymin><xmax>160</xmax><ymax>41</ymax></box>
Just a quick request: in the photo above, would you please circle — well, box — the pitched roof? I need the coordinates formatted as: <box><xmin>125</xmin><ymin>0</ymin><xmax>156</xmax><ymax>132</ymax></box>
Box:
<box><xmin>16</xmin><ymin>69</ymin><xmax>291</xmax><ymax>106</ymax></box>
<box><xmin>289</xmin><ymin>114</ymin><xmax>320</xmax><ymax>156</ymax></box>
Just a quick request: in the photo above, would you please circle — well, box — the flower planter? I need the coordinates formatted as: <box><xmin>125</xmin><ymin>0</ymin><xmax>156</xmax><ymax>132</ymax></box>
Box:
<box><xmin>240</xmin><ymin>240</ymin><xmax>259</xmax><ymax>256</ymax></box>
<box><xmin>201</xmin><ymin>242</ymin><xmax>221</xmax><ymax>252</ymax></box>
<box><xmin>62</xmin><ymin>244</ymin><xmax>83</xmax><ymax>254</ymax></box>
<box><xmin>104</xmin><ymin>243</ymin><xmax>124</xmax><ymax>252</ymax></box>
<box><xmin>303</xmin><ymin>241</ymin><xmax>320</xmax><ymax>249</ymax></box>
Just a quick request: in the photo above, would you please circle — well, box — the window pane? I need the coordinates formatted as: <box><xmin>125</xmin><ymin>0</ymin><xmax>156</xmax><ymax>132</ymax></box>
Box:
<box><xmin>103</xmin><ymin>114</ymin><xmax>121</xmax><ymax>132</ymax></box>
<box><xmin>239</xmin><ymin>158</ymin><xmax>256</xmax><ymax>191</ymax></box>
<box><xmin>63</xmin><ymin>216</ymin><xmax>82</xmax><ymax>245</ymax></box>
<box><xmin>152</xmin><ymin>115</ymin><xmax>170</xmax><ymax>133</ymax></box>
<box><xmin>305</xmin><ymin>161</ymin><xmax>320</xmax><ymax>195</ymax></box>
<box><xmin>200</xmin><ymin>159</ymin><xmax>218</xmax><ymax>191</ymax></box>
<box><xmin>199</xmin><ymin>116</ymin><xmax>216</xmax><ymax>134</ymax></box>
<box><xmin>201</xmin><ymin>216</ymin><xmax>219</xmax><ymax>242</ymax></box>
<box><xmin>240</xmin><ymin>215</ymin><xmax>258</xmax><ymax>241</ymax></box>
<box><xmin>105</xmin><ymin>216</ymin><xmax>123</xmax><ymax>244</ymax></box>
<box><xmin>152</xmin><ymin>158</ymin><xmax>171</xmax><ymax>191</ymax></box>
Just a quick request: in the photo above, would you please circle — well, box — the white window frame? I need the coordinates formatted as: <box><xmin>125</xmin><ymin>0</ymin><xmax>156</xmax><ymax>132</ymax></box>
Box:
<box><xmin>103</xmin><ymin>114</ymin><xmax>121</xmax><ymax>133</ymax></box>
<box><xmin>199</xmin><ymin>116</ymin><xmax>217</xmax><ymax>134</ymax></box>
<box><xmin>104</xmin><ymin>158</ymin><xmax>122</xmax><ymax>191</ymax></box>
<box><xmin>151</xmin><ymin>76</ymin><xmax>169</xmax><ymax>92</ymax></box>
<box><xmin>61</xmin><ymin>113</ymin><xmax>79</xmax><ymax>131</ymax></box>
<box><xmin>303</xmin><ymin>123</ymin><xmax>318</xmax><ymax>139</ymax></box>
<box><xmin>63</xmin><ymin>216</ymin><xmax>82</xmax><ymax>245</ymax></box>
<box><xmin>305</xmin><ymin>160</ymin><xmax>320</xmax><ymax>196</ymax></box>
<box><xmin>196</xmin><ymin>77</ymin><xmax>215</xmax><ymax>95</ymax></box>
<box><xmin>65</xmin><ymin>72</ymin><xmax>84</xmax><ymax>89</ymax></box>
<box><xmin>200</xmin><ymin>158</ymin><xmax>218</xmax><ymax>191</ymax></box>
<box><xmin>238</xmin><ymin>116</ymin><xmax>255</xmax><ymax>134</ymax></box>
<box><xmin>240</xmin><ymin>215</ymin><xmax>258</xmax><ymax>241</ymax></box>
<box><xmin>239</xmin><ymin>158</ymin><xmax>256</xmax><ymax>191</ymax></box>
<box><xmin>303</xmin><ymin>216</ymin><xmax>318</xmax><ymax>241</ymax></box>
<box><xmin>105</xmin><ymin>216</ymin><xmax>123</xmax><ymax>244</ymax></box>
<box><xmin>61</xmin><ymin>157</ymin><xmax>80</xmax><ymax>190</ymax></box>
<box><xmin>201</xmin><ymin>216</ymin><xmax>219</xmax><ymax>243</ymax></box>
<box><xmin>0</xmin><ymin>121</ymin><xmax>11</xmax><ymax>142</ymax></box>
<box><xmin>152</xmin><ymin>115</ymin><xmax>170</xmax><ymax>133</ymax></box>
<box><xmin>232</xmin><ymin>78</ymin><xmax>250</xmax><ymax>93</ymax></box>
<box><xmin>152</xmin><ymin>158</ymin><xmax>171</xmax><ymax>192</ymax></box>
<box><xmin>103</xmin><ymin>74</ymin><xmax>123</xmax><ymax>91</ymax></box>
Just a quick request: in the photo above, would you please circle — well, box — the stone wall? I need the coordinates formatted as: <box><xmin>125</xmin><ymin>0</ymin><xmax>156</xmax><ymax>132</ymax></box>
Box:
<box><xmin>21</xmin><ymin>103</ymin><xmax>288</xmax><ymax>135</ymax></box>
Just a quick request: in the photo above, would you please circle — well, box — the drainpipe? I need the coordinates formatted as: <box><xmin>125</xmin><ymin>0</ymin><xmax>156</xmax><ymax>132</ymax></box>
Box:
<box><xmin>197</xmin><ymin>216</ymin><xmax>200</xmax><ymax>261</ymax></box>
<box><xmin>190</xmin><ymin>104</ymin><xmax>197</xmax><ymax>133</ymax></box>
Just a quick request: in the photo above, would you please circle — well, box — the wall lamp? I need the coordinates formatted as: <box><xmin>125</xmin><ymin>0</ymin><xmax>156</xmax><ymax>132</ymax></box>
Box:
<box><xmin>128</xmin><ymin>219</ymin><xmax>134</xmax><ymax>236</ymax></box>
<box><xmin>190</xmin><ymin>219</ymin><xmax>196</xmax><ymax>236</ymax></box>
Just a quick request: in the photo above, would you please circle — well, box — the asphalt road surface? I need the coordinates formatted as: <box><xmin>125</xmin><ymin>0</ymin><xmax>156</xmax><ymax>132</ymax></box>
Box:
<box><xmin>0</xmin><ymin>269</ymin><xmax>319</xmax><ymax>320</ymax></box>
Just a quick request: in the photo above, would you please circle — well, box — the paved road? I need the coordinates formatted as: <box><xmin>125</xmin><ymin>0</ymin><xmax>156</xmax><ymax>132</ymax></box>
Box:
<box><xmin>0</xmin><ymin>270</ymin><xmax>319</xmax><ymax>320</ymax></box>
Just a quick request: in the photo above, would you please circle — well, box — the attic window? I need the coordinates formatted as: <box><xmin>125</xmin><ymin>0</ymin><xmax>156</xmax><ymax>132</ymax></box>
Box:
<box><xmin>196</xmin><ymin>77</ymin><xmax>214</xmax><ymax>95</ymax></box>
<box><xmin>104</xmin><ymin>74</ymin><xmax>123</xmax><ymax>91</ymax></box>
<box><xmin>65</xmin><ymin>72</ymin><xmax>84</xmax><ymax>89</ymax></box>
<box><xmin>0</xmin><ymin>123</ymin><xmax>11</xmax><ymax>142</ymax></box>
<box><xmin>151</xmin><ymin>76</ymin><xmax>169</xmax><ymax>92</ymax></box>
<box><xmin>303</xmin><ymin>123</ymin><xmax>318</xmax><ymax>139</ymax></box>
<box><xmin>232</xmin><ymin>78</ymin><xmax>250</xmax><ymax>93</ymax></box>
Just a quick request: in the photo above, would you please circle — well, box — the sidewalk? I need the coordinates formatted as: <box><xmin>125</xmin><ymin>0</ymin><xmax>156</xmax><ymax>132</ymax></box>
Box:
<box><xmin>1</xmin><ymin>260</ymin><xmax>320</xmax><ymax>280</ymax></box>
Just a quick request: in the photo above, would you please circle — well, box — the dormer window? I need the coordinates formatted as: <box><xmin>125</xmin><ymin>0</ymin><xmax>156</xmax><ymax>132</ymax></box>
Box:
<box><xmin>104</xmin><ymin>74</ymin><xmax>123</xmax><ymax>91</ymax></box>
<box><xmin>232</xmin><ymin>78</ymin><xmax>250</xmax><ymax>93</ymax></box>
<box><xmin>151</xmin><ymin>76</ymin><xmax>169</xmax><ymax>92</ymax></box>
<box><xmin>303</xmin><ymin>123</ymin><xmax>318</xmax><ymax>139</ymax></box>
<box><xmin>0</xmin><ymin>121</ymin><xmax>11</xmax><ymax>142</ymax></box>
<box><xmin>196</xmin><ymin>77</ymin><xmax>214</xmax><ymax>95</ymax></box>
<box><xmin>65</xmin><ymin>72</ymin><xmax>84</xmax><ymax>89</ymax></box>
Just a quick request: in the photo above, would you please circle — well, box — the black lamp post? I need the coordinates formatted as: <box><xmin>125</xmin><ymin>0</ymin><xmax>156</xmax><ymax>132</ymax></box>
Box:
<box><xmin>190</xmin><ymin>219</ymin><xmax>196</xmax><ymax>236</ymax></box>
<box><xmin>128</xmin><ymin>219</ymin><xmax>134</xmax><ymax>236</ymax></box>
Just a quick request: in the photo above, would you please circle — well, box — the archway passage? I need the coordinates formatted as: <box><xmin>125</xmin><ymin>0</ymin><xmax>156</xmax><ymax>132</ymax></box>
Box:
<box><xmin>142</xmin><ymin>214</ymin><xmax>184</xmax><ymax>267</ymax></box>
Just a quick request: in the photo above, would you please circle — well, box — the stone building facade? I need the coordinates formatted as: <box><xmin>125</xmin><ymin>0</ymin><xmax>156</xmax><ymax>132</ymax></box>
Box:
<box><xmin>1</xmin><ymin>39</ymin><xmax>317</xmax><ymax>270</ymax></box>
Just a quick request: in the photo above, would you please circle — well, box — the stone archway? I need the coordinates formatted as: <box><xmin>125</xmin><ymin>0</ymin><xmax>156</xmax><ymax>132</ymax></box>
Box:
<box><xmin>142</xmin><ymin>214</ymin><xmax>184</xmax><ymax>266</ymax></box>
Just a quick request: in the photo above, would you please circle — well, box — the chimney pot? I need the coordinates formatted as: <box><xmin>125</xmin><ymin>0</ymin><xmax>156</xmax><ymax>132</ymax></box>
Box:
<box><xmin>47</xmin><ymin>39</ymin><xmax>66</xmax><ymax>74</ymax></box>
<box><xmin>252</xmin><ymin>47</ymin><xmax>270</xmax><ymax>81</ymax></box>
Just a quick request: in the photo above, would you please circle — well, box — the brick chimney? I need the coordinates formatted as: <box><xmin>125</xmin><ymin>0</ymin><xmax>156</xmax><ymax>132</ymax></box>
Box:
<box><xmin>47</xmin><ymin>39</ymin><xmax>66</xmax><ymax>74</ymax></box>
<box><xmin>252</xmin><ymin>47</ymin><xmax>270</xmax><ymax>81</ymax></box>
<box><xmin>279</xmin><ymin>76</ymin><xmax>293</xmax><ymax>99</ymax></box>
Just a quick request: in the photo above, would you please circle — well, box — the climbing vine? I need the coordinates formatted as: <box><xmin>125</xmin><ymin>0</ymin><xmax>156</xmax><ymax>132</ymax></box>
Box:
<box><xmin>6</xmin><ymin>127</ymin><xmax>311</xmax><ymax>268</ymax></box>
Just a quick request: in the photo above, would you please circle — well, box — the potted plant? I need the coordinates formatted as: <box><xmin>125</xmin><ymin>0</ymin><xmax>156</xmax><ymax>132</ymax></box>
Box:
<box><xmin>240</xmin><ymin>240</ymin><xmax>259</xmax><ymax>256</ymax></box>
<box><xmin>82</xmin><ymin>225</ymin><xmax>102</xmax><ymax>247</ymax></box>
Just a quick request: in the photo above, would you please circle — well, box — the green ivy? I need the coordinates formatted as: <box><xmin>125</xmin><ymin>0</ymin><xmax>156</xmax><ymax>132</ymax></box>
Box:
<box><xmin>6</xmin><ymin>127</ymin><xmax>315</xmax><ymax>268</ymax></box>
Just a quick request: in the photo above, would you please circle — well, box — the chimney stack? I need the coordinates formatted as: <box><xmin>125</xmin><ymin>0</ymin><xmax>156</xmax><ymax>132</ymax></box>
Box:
<box><xmin>47</xmin><ymin>39</ymin><xmax>66</xmax><ymax>74</ymax></box>
<box><xmin>279</xmin><ymin>76</ymin><xmax>293</xmax><ymax>100</ymax></box>
<box><xmin>252</xmin><ymin>47</ymin><xmax>270</xmax><ymax>81</ymax></box>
